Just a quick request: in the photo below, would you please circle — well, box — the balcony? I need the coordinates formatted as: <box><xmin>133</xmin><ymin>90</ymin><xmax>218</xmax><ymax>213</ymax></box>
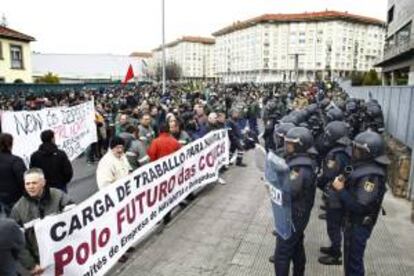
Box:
<box><xmin>382</xmin><ymin>39</ymin><xmax>414</xmax><ymax>62</ymax></box>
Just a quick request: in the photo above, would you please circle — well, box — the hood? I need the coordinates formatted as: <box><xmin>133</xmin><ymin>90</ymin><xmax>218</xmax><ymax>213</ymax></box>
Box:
<box><xmin>38</xmin><ymin>142</ymin><xmax>59</xmax><ymax>156</ymax></box>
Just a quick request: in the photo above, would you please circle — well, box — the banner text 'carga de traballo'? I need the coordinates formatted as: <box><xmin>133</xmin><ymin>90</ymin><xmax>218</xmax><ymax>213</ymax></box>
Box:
<box><xmin>34</xmin><ymin>129</ymin><xmax>229</xmax><ymax>276</ymax></box>
<box><xmin>1</xmin><ymin>101</ymin><xmax>97</xmax><ymax>164</ymax></box>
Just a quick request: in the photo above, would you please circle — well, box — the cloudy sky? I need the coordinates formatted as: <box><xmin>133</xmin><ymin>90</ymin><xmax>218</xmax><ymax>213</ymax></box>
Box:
<box><xmin>1</xmin><ymin>0</ymin><xmax>388</xmax><ymax>55</ymax></box>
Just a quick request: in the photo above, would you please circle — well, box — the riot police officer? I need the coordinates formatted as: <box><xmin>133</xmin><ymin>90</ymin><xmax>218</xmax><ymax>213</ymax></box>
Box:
<box><xmin>226</xmin><ymin>108</ymin><xmax>247</xmax><ymax>167</ymax></box>
<box><xmin>273</xmin><ymin>127</ymin><xmax>317</xmax><ymax>276</ymax></box>
<box><xmin>331</xmin><ymin>130</ymin><xmax>390</xmax><ymax>276</ymax></box>
<box><xmin>317</xmin><ymin>121</ymin><xmax>351</xmax><ymax>265</ymax></box>
<box><xmin>263</xmin><ymin>99</ymin><xmax>280</xmax><ymax>152</ymax></box>
<box><xmin>273</xmin><ymin>123</ymin><xmax>295</xmax><ymax>156</ymax></box>
<box><xmin>344</xmin><ymin>99</ymin><xmax>361</xmax><ymax>139</ymax></box>
<box><xmin>361</xmin><ymin>100</ymin><xmax>385</xmax><ymax>134</ymax></box>
<box><xmin>326</xmin><ymin>108</ymin><xmax>345</xmax><ymax>123</ymax></box>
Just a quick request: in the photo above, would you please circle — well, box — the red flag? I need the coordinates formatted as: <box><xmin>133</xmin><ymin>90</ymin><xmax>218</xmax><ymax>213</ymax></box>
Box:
<box><xmin>122</xmin><ymin>64</ymin><xmax>134</xmax><ymax>84</ymax></box>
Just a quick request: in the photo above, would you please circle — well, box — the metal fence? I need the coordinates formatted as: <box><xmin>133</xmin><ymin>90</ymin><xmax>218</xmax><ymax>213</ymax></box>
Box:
<box><xmin>0</xmin><ymin>82</ymin><xmax>149</xmax><ymax>96</ymax></box>
<box><xmin>340</xmin><ymin>80</ymin><xmax>414</xmax><ymax>200</ymax></box>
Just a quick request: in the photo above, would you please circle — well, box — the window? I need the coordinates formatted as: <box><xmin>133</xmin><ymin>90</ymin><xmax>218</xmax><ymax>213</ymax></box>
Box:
<box><xmin>10</xmin><ymin>45</ymin><xmax>23</xmax><ymax>69</ymax></box>
<box><xmin>387</xmin><ymin>6</ymin><xmax>394</xmax><ymax>23</ymax></box>
<box><xmin>0</xmin><ymin>77</ymin><xmax>5</xmax><ymax>83</ymax></box>
<box><xmin>0</xmin><ymin>41</ymin><xmax>3</xmax><ymax>59</ymax></box>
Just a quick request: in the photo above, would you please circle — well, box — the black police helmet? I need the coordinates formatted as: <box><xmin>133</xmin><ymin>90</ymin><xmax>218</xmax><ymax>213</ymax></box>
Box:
<box><xmin>320</xmin><ymin>98</ymin><xmax>330</xmax><ymax>109</ymax></box>
<box><xmin>280</xmin><ymin>114</ymin><xmax>301</xmax><ymax>126</ymax></box>
<box><xmin>273</xmin><ymin>123</ymin><xmax>295</xmax><ymax>148</ymax></box>
<box><xmin>284</xmin><ymin>127</ymin><xmax>317</xmax><ymax>155</ymax></box>
<box><xmin>352</xmin><ymin>130</ymin><xmax>390</xmax><ymax>165</ymax></box>
<box><xmin>365</xmin><ymin>103</ymin><xmax>382</xmax><ymax>118</ymax></box>
<box><xmin>324</xmin><ymin>121</ymin><xmax>351</xmax><ymax>146</ymax></box>
<box><xmin>306</xmin><ymin>103</ymin><xmax>318</xmax><ymax>115</ymax></box>
<box><xmin>326</xmin><ymin>108</ymin><xmax>344</xmax><ymax>122</ymax></box>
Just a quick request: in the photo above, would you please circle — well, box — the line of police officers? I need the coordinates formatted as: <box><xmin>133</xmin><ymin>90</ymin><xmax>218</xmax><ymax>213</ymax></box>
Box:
<box><xmin>262</xmin><ymin>86</ymin><xmax>389</xmax><ymax>276</ymax></box>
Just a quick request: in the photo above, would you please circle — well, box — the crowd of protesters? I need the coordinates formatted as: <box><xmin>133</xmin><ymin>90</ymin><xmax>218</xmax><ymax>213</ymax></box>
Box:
<box><xmin>0</xmin><ymin>79</ymin><xmax>386</xmax><ymax>275</ymax></box>
<box><xmin>0</xmin><ymin>81</ymin><xmax>263</xmax><ymax>274</ymax></box>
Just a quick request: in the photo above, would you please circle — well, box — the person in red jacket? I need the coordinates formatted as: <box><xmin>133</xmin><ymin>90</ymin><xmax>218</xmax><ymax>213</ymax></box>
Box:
<box><xmin>147</xmin><ymin>122</ymin><xmax>181</xmax><ymax>225</ymax></box>
<box><xmin>147</xmin><ymin>123</ymin><xmax>181</xmax><ymax>162</ymax></box>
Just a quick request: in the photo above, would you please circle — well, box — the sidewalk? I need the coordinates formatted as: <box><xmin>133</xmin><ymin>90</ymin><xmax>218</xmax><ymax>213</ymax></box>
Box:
<box><xmin>113</xmin><ymin>151</ymin><xmax>414</xmax><ymax>276</ymax></box>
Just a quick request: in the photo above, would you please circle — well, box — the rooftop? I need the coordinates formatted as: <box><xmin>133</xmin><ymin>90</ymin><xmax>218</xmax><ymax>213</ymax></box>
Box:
<box><xmin>153</xmin><ymin>36</ymin><xmax>215</xmax><ymax>51</ymax></box>
<box><xmin>0</xmin><ymin>25</ymin><xmax>35</xmax><ymax>42</ymax></box>
<box><xmin>212</xmin><ymin>10</ymin><xmax>385</xmax><ymax>36</ymax></box>
<box><xmin>130</xmin><ymin>52</ymin><xmax>153</xmax><ymax>58</ymax></box>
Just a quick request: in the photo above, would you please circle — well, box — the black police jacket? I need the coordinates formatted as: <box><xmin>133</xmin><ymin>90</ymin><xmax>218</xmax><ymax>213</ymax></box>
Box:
<box><xmin>338</xmin><ymin>162</ymin><xmax>387</xmax><ymax>226</ymax></box>
<box><xmin>286</xmin><ymin>154</ymin><xmax>317</xmax><ymax>231</ymax></box>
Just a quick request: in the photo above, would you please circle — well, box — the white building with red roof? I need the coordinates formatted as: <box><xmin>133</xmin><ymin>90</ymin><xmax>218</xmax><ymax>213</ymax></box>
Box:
<box><xmin>152</xmin><ymin>36</ymin><xmax>216</xmax><ymax>80</ymax></box>
<box><xmin>212</xmin><ymin>10</ymin><xmax>386</xmax><ymax>83</ymax></box>
<box><xmin>0</xmin><ymin>25</ymin><xmax>35</xmax><ymax>83</ymax></box>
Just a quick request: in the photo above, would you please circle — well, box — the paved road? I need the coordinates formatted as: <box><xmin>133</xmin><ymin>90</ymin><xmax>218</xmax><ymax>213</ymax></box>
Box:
<box><xmin>67</xmin><ymin>156</ymin><xmax>98</xmax><ymax>204</ymax></box>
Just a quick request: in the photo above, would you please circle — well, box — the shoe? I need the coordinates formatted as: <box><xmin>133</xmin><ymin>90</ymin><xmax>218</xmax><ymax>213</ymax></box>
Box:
<box><xmin>319</xmin><ymin>213</ymin><xmax>327</xmax><ymax>220</ymax></box>
<box><xmin>218</xmin><ymin>177</ymin><xmax>226</xmax><ymax>185</ymax></box>
<box><xmin>126</xmin><ymin>247</ymin><xmax>136</xmax><ymax>253</ymax></box>
<box><xmin>269</xmin><ymin>255</ymin><xmax>275</xmax><ymax>263</ymax></box>
<box><xmin>236</xmin><ymin>161</ymin><xmax>247</xmax><ymax>167</ymax></box>
<box><xmin>179</xmin><ymin>200</ymin><xmax>189</xmax><ymax>208</ymax></box>
<box><xmin>272</xmin><ymin>230</ymin><xmax>277</xmax><ymax>236</ymax></box>
<box><xmin>118</xmin><ymin>255</ymin><xmax>129</xmax><ymax>263</ymax></box>
<box><xmin>320</xmin><ymin>246</ymin><xmax>333</xmax><ymax>255</ymax></box>
<box><xmin>220</xmin><ymin>166</ymin><xmax>228</xmax><ymax>172</ymax></box>
<box><xmin>320</xmin><ymin>205</ymin><xmax>327</xmax><ymax>211</ymax></box>
<box><xmin>318</xmin><ymin>255</ymin><xmax>342</xmax><ymax>265</ymax></box>
<box><xmin>163</xmin><ymin>213</ymin><xmax>172</xmax><ymax>225</ymax></box>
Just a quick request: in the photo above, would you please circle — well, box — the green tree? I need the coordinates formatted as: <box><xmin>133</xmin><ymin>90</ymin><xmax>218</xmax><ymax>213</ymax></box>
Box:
<box><xmin>35</xmin><ymin>72</ymin><xmax>60</xmax><ymax>84</ymax></box>
<box><xmin>362</xmin><ymin>69</ymin><xmax>381</xmax><ymax>86</ymax></box>
<box><xmin>351</xmin><ymin>71</ymin><xmax>364</xmax><ymax>86</ymax></box>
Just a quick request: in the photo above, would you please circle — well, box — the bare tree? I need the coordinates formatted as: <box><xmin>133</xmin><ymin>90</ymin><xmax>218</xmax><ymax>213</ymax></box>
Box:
<box><xmin>155</xmin><ymin>61</ymin><xmax>182</xmax><ymax>81</ymax></box>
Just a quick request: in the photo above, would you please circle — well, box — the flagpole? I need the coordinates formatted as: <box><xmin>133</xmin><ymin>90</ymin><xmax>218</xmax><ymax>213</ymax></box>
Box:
<box><xmin>162</xmin><ymin>0</ymin><xmax>166</xmax><ymax>95</ymax></box>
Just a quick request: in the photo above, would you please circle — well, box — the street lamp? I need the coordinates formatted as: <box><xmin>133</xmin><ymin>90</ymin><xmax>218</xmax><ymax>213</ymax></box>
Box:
<box><xmin>162</xmin><ymin>0</ymin><xmax>166</xmax><ymax>94</ymax></box>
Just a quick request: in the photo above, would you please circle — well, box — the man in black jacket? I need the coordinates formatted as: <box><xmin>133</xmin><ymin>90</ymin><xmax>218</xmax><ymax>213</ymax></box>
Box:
<box><xmin>30</xmin><ymin>130</ymin><xmax>73</xmax><ymax>192</ymax></box>
<box><xmin>0</xmin><ymin>133</ymin><xmax>27</xmax><ymax>215</ymax></box>
<box><xmin>0</xmin><ymin>217</ymin><xmax>25</xmax><ymax>276</ymax></box>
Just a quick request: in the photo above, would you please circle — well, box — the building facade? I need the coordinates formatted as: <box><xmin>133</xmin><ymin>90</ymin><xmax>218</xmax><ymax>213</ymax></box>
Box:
<box><xmin>376</xmin><ymin>0</ymin><xmax>414</xmax><ymax>85</ymax></box>
<box><xmin>152</xmin><ymin>36</ymin><xmax>216</xmax><ymax>80</ymax></box>
<box><xmin>212</xmin><ymin>11</ymin><xmax>385</xmax><ymax>83</ymax></box>
<box><xmin>32</xmin><ymin>53</ymin><xmax>143</xmax><ymax>84</ymax></box>
<box><xmin>0</xmin><ymin>25</ymin><xmax>35</xmax><ymax>83</ymax></box>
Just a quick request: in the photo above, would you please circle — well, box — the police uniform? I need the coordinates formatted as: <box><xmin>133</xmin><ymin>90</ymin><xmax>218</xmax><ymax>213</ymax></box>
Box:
<box><xmin>226</xmin><ymin>114</ymin><xmax>246</xmax><ymax>166</ymax></box>
<box><xmin>318</xmin><ymin>145</ymin><xmax>350</xmax><ymax>262</ymax></box>
<box><xmin>338</xmin><ymin>162</ymin><xmax>386</xmax><ymax>275</ymax></box>
<box><xmin>273</xmin><ymin>127</ymin><xmax>317</xmax><ymax>276</ymax></box>
<box><xmin>334</xmin><ymin>130</ymin><xmax>389</xmax><ymax>276</ymax></box>
<box><xmin>316</xmin><ymin>121</ymin><xmax>351</xmax><ymax>264</ymax></box>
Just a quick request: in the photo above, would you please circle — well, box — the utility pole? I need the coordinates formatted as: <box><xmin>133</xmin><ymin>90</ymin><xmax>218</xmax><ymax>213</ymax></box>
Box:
<box><xmin>161</xmin><ymin>0</ymin><xmax>166</xmax><ymax>94</ymax></box>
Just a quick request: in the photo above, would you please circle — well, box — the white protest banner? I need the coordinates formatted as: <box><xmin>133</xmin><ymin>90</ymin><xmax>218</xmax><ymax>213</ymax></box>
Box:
<box><xmin>1</xmin><ymin>101</ymin><xmax>97</xmax><ymax>164</ymax></box>
<box><xmin>34</xmin><ymin>129</ymin><xmax>229</xmax><ymax>276</ymax></box>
